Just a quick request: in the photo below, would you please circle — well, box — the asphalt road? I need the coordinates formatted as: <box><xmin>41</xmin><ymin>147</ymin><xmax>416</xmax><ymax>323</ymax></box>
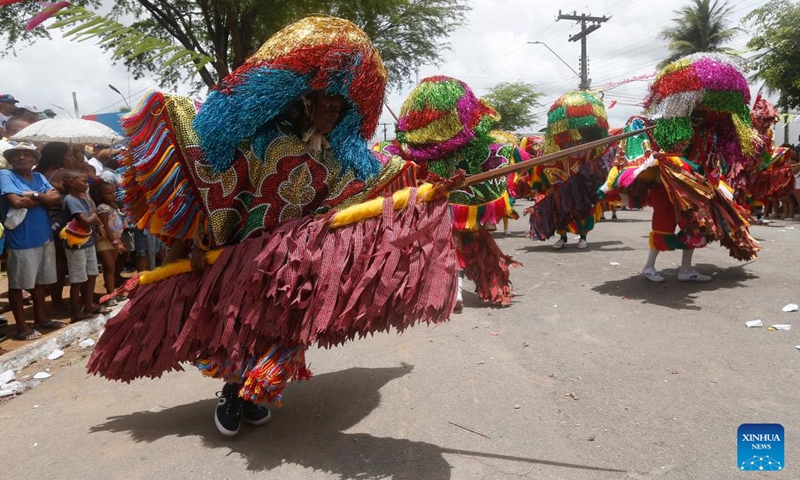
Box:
<box><xmin>1</xmin><ymin>201</ymin><xmax>798</xmax><ymax>480</ymax></box>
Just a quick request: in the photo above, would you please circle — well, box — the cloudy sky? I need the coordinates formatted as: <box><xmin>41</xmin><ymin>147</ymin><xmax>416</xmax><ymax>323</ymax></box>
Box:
<box><xmin>2</xmin><ymin>0</ymin><xmax>792</xmax><ymax>141</ymax></box>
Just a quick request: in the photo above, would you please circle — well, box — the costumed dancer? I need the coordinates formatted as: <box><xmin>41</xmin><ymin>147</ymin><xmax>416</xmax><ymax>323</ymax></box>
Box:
<box><xmin>599</xmin><ymin>127</ymin><xmax>625</xmax><ymax>221</ymax></box>
<box><xmin>524</xmin><ymin>91</ymin><xmax>613</xmax><ymax>249</ymax></box>
<box><xmin>748</xmin><ymin>95</ymin><xmax>796</xmax><ymax>221</ymax></box>
<box><xmin>87</xmin><ymin>17</ymin><xmax>459</xmax><ymax>437</ymax></box>
<box><xmin>490</xmin><ymin>130</ymin><xmax>526</xmax><ymax>234</ymax></box>
<box><xmin>599</xmin><ymin>53</ymin><xmax>760</xmax><ymax>282</ymax></box>
<box><xmin>514</xmin><ymin>134</ymin><xmax>545</xmax><ymax>200</ymax></box>
<box><xmin>380</xmin><ymin>76</ymin><xmax>522</xmax><ymax>311</ymax></box>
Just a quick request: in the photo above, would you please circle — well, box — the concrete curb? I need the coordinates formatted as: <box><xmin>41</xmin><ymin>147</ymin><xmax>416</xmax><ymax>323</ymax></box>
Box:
<box><xmin>0</xmin><ymin>302</ymin><xmax>124</xmax><ymax>373</ymax></box>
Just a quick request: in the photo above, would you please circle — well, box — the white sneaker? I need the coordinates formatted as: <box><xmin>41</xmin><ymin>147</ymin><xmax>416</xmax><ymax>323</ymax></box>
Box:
<box><xmin>642</xmin><ymin>267</ymin><xmax>665</xmax><ymax>283</ymax></box>
<box><xmin>577</xmin><ymin>239</ymin><xmax>587</xmax><ymax>249</ymax></box>
<box><xmin>677</xmin><ymin>270</ymin><xmax>711</xmax><ymax>282</ymax></box>
<box><xmin>552</xmin><ymin>237</ymin><xmax>567</xmax><ymax>249</ymax></box>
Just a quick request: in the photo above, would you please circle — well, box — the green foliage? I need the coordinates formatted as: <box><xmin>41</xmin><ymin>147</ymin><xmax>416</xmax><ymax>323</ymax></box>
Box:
<box><xmin>0</xmin><ymin>0</ymin><xmax>469</xmax><ymax>93</ymax></box>
<box><xmin>49</xmin><ymin>6</ymin><xmax>213</xmax><ymax>76</ymax></box>
<box><xmin>347</xmin><ymin>0</ymin><xmax>470</xmax><ymax>89</ymax></box>
<box><xmin>746</xmin><ymin>0</ymin><xmax>800</xmax><ymax>109</ymax></box>
<box><xmin>0</xmin><ymin>0</ymin><xmax>101</xmax><ymax>52</ymax></box>
<box><xmin>659</xmin><ymin>0</ymin><xmax>741</xmax><ymax>68</ymax></box>
<box><xmin>483</xmin><ymin>82</ymin><xmax>544</xmax><ymax>132</ymax></box>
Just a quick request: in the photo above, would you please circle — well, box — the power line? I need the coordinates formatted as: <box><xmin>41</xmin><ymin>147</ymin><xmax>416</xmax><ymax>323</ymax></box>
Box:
<box><xmin>86</xmin><ymin>83</ymin><xmax>159</xmax><ymax>115</ymax></box>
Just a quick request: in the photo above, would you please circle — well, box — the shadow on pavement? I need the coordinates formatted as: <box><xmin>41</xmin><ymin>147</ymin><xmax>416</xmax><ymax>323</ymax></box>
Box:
<box><xmin>460</xmin><ymin>290</ymin><xmax>517</xmax><ymax>310</ymax></box>
<box><xmin>596</xmin><ymin>217</ymin><xmax>649</xmax><ymax>224</ymax></box>
<box><xmin>591</xmin><ymin>262</ymin><xmax>758</xmax><ymax>311</ymax></box>
<box><xmin>90</xmin><ymin>364</ymin><xmax>627</xmax><ymax>478</ymax></box>
<box><xmin>494</xmin><ymin>231</ymin><xmax>530</xmax><ymax>238</ymax></box>
<box><xmin>518</xmin><ymin>240</ymin><xmax>635</xmax><ymax>254</ymax></box>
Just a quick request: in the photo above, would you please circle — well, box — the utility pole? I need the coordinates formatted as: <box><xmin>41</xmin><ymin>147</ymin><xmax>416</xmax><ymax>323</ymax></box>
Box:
<box><xmin>72</xmin><ymin>91</ymin><xmax>80</xmax><ymax>118</ymax></box>
<box><xmin>557</xmin><ymin>10</ymin><xmax>610</xmax><ymax>90</ymax></box>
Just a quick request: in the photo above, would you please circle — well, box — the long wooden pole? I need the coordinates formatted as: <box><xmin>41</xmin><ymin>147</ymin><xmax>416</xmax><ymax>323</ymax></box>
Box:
<box><xmin>384</xmin><ymin>101</ymin><xmax>399</xmax><ymax>122</ymax></box>
<box><xmin>462</xmin><ymin>126</ymin><xmax>655</xmax><ymax>187</ymax></box>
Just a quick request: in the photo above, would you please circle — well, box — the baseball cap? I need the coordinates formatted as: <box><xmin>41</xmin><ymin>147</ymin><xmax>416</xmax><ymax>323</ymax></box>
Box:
<box><xmin>14</xmin><ymin>104</ymin><xmax>42</xmax><ymax>114</ymax></box>
<box><xmin>0</xmin><ymin>94</ymin><xmax>19</xmax><ymax>104</ymax></box>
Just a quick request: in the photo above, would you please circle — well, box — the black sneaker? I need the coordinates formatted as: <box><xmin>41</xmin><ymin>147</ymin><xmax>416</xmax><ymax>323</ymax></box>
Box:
<box><xmin>242</xmin><ymin>400</ymin><xmax>272</xmax><ymax>426</ymax></box>
<box><xmin>215</xmin><ymin>383</ymin><xmax>243</xmax><ymax>436</ymax></box>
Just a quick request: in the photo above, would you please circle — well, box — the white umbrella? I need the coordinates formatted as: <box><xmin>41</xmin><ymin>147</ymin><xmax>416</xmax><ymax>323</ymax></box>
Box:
<box><xmin>10</xmin><ymin>118</ymin><xmax>124</xmax><ymax>145</ymax></box>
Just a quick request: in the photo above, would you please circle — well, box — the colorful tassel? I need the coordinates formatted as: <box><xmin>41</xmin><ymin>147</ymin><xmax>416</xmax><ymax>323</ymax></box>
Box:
<box><xmin>58</xmin><ymin>219</ymin><xmax>92</xmax><ymax>248</ymax></box>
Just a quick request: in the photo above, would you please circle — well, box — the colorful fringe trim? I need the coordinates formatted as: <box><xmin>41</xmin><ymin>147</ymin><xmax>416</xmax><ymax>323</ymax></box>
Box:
<box><xmin>561</xmin><ymin>204</ymin><xmax>602</xmax><ymax>235</ymax></box>
<box><xmin>120</xmin><ymin>91</ymin><xmax>203</xmax><ymax>244</ymax></box>
<box><xmin>649</xmin><ymin>231</ymin><xmax>693</xmax><ymax>251</ymax></box>
<box><xmin>459</xmin><ymin>229</ymin><xmax>519</xmax><ymax>306</ymax></box>
<box><xmin>450</xmin><ymin>191</ymin><xmax>515</xmax><ymax>230</ymax></box>
<box><xmin>658</xmin><ymin>158</ymin><xmax>760</xmax><ymax>261</ymax></box>
<box><xmin>197</xmin><ymin>344</ymin><xmax>312</xmax><ymax>406</ymax></box>
<box><xmin>87</xmin><ymin>188</ymin><xmax>458</xmax><ymax>383</ymax></box>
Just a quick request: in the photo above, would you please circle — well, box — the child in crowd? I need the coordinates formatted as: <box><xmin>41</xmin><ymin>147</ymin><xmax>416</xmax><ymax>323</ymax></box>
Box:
<box><xmin>62</xmin><ymin>170</ymin><xmax>110</xmax><ymax>321</ymax></box>
<box><xmin>91</xmin><ymin>180</ymin><xmax>126</xmax><ymax>301</ymax></box>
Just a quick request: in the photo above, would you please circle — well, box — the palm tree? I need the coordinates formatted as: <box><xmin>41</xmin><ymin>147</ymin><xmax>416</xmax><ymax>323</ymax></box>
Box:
<box><xmin>659</xmin><ymin>0</ymin><xmax>741</xmax><ymax>67</ymax></box>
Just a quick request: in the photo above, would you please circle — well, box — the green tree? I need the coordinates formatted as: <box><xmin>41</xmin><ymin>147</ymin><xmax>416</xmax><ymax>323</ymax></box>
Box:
<box><xmin>746</xmin><ymin>0</ymin><xmax>800</xmax><ymax>110</ymax></box>
<box><xmin>483</xmin><ymin>82</ymin><xmax>544</xmax><ymax>132</ymax></box>
<box><xmin>658</xmin><ymin>0</ymin><xmax>741</xmax><ymax>68</ymax></box>
<box><xmin>0</xmin><ymin>0</ymin><xmax>469</xmax><ymax>92</ymax></box>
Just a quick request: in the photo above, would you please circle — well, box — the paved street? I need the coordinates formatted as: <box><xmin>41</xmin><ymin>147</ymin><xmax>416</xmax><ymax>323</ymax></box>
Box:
<box><xmin>1</xmin><ymin>201</ymin><xmax>798</xmax><ymax>480</ymax></box>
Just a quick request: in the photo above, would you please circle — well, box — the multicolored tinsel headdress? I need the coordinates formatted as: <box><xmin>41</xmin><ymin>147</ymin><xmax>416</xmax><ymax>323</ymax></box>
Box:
<box><xmin>193</xmin><ymin>16</ymin><xmax>386</xmax><ymax>180</ymax></box>
<box><xmin>644</xmin><ymin>53</ymin><xmax>754</xmax><ymax>158</ymax></box>
<box><xmin>490</xmin><ymin>130</ymin><xmax>519</xmax><ymax>147</ymax></box>
<box><xmin>543</xmin><ymin>90</ymin><xmax>609</xmax><ymax>154</ymax></box>
<box><xmin>395</xmin><ymin>76</ymin><xmax>499</xmax><ymax>163</ymax></box>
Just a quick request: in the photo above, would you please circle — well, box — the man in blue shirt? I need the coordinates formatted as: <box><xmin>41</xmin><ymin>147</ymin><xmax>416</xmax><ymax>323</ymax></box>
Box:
<box><xmin>0</xmin><ymin>142</ymin><xmax>65</xmax><ymax>340</ymax></box>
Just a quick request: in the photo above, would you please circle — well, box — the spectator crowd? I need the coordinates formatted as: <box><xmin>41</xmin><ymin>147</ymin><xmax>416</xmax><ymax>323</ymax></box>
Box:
<box><xmin>0</xmin><ymin>93</ymin><xmax>157</xmax><ymax>343</ymax></box>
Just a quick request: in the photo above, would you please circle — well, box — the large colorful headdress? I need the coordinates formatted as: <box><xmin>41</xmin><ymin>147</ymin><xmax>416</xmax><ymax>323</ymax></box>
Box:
<box><xmin>193</xmin><ymin>16</ymin><xmax>386</xmax><ymax>180</ymax></box>
<box><xmin>395</xmin><ymin>76</ymin><xmax>499</xmax><ymax>163</ymax></box>
<box><xmin>544</xmin><ymin>90</ymin><xmax>609</xmax><ymax>153</ymax></box>
<box><xmin>644</xmin><ymin>53</ymin><xmax>754</xmax><ymax>158</ymax></box>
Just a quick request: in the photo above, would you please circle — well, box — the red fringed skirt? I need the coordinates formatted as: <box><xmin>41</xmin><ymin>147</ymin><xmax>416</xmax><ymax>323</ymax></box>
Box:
<box><xmin>87</xmin><ymin>192</ymin><xmax>458</xmax><ymax>403</ymax></box>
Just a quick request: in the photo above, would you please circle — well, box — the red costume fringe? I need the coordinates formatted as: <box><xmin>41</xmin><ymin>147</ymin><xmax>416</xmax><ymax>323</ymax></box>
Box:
<box><xmin>87</xmin><ymin>191</ymin><xmax>458</xmax><ymax>382</ymax></box>
<box><xmin>659</xmin><ymin>163</ymin><xmax>760</xmax><ymax>261</ymax></box>
<box><xmin>459</xmin><ymin>229</ymin><xmax>520</xmax><ymax>307</ymax></box>
<box><xmin>525</xmin><ymin>158</ymin><xmax>609</xmax><ymax>240</ymax></box>
<box><xmin>749</xmin><ymin>166</ymin><xmax>795</xmax><ymax>200</ymax></box>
